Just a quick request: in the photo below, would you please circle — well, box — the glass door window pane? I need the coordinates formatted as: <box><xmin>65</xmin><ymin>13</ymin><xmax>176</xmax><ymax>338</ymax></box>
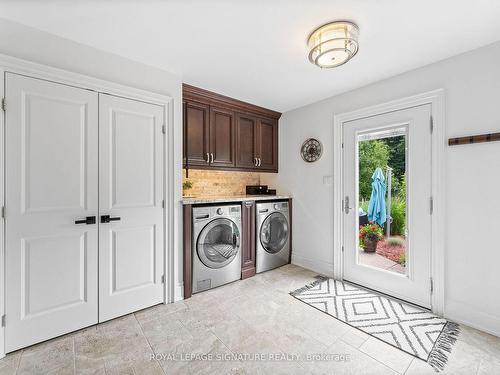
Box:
<box><xmin>357</xmin><ymin>128</ymin><xmax>407</xmax><ymax>275</ymax></box>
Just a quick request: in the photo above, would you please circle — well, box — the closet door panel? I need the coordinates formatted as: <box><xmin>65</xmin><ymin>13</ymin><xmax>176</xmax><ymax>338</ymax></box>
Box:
<box><xmin>5</xmin><ymin>73</ymin><xmax>99</xmax><ymax>352</ymax></box>
<box><xmin>98</xmin><ymin>93</ymin><xmax>164</xmax><ymax>322</ymax></box>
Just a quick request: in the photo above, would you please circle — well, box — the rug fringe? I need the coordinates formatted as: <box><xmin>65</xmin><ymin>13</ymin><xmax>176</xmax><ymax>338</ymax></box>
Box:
<box><xmin>427</xmin><ymin>321</ymin><xmax>460</xmax><ymax>372</ymax></box>
<box><xmin>289</xmin><ymin>275</ymin><xmax>328</xmax><ymax>296</ymax></box>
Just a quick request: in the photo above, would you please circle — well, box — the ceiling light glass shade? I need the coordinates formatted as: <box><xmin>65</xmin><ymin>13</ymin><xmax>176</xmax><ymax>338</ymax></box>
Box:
<box><xmin>307</xmin><ymin>21</ymin><xmax>359</xmax><ymax>68</ymax></box>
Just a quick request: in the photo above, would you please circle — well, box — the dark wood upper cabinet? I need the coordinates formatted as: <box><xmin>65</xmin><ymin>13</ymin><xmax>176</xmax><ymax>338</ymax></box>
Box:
<box><xmin>235</xmin><ymin>113</ymin><xmax>258</xmax><ymax>169</ymax></box>
<box><xmin>184</xmin><ymin>100</ymin><xmax>209</xmax><ymax>167</ymax></box>
<box><xmin>257</xmin><ymin>117</ymin><xmax>278</xmax><ymax>171</ymax></box>
<box><xmin>209</xmin><ymin>107</ymin><xmax>235</xmax><ymax>168</ymax></box>
<box><xmin>183</xmin><ymin>84</ymin><xmax>281</xmax><ymax>172</ymax></box>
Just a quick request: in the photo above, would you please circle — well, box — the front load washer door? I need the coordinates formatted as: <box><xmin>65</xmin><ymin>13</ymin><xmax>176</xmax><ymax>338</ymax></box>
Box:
<box><xmin>197</xmin><ymin>218</ymin><xmax>240</xmax><ymax>269</ymax></box>
<box><xmin>260</xmin><ymin>212</ymin><xmax>289</xmax><ymax>254</ymax></box>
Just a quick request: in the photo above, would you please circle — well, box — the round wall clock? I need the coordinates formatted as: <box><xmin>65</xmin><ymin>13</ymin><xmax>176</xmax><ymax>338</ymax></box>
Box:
<box><xmin>301</xmin><ymin>138</ymin><xmax>323</xmax><ymax>162</ymax></box>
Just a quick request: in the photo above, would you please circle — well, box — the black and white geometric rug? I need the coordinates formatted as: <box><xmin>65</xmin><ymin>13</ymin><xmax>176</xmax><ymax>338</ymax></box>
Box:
<box><xmin>290</xmin><ymin>276</ymin><xmax>459</xmax><ymax>372</ymax></box>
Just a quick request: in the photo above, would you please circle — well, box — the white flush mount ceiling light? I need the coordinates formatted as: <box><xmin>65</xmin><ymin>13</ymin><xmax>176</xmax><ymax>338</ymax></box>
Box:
<box><xmin>307</xmin><ymin>21</ymin><xmax>359</xmax><ymax>68</ymax></box>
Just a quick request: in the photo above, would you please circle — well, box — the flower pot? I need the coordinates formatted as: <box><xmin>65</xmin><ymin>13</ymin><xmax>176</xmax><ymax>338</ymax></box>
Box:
<box><xmin>364</xmin><ymin>235</ymin><xmax>379</xmax><ymax>253</ymax></box>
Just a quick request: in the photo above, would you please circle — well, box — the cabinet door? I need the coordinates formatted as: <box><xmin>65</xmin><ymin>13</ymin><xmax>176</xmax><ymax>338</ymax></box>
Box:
<box><xmin>209</xmin><ymin>107</ymin><xmax>235</xmax><ymax>168</ymax></box>
<box><xmin>184</xmin><ymin>101</ymin><xmax>209</xmax><ymax>167</ymax></box>
<box><xmin>257</xmin><ymin>117</ymin><xmax>278</xmax><ymax>172</ymax></box>
<box><xmin>235</xmin><ymin>113</ymin><xmax>258</xmax><ymax>169</ymax></box>
<box><xmin>241</xmin><ymin>201</ymin><xmax>256</xmax><ymax>279</ymax></box>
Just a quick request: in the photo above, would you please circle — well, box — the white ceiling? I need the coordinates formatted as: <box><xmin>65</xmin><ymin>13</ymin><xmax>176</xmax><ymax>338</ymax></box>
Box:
<box><xmin>2</xmin><ymin>0</ymin><xmax>500</xmax><ymax>112</ymax></box>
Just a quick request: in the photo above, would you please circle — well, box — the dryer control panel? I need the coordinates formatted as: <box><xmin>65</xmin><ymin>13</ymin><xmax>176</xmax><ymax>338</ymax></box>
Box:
<box><xmin>257</xmin><ymin>200</ymin><xmax>289</xmax><ymax>215</ymax></box>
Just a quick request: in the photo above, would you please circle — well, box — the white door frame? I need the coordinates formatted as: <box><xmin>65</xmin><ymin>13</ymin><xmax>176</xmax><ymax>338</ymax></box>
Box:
<box><xmin>0</xmin><ymin>54</ymin><xmax>176</xmax><ymax>358</ymax></box>
<box><xmin>332</xmin><ymin>89</ymin><xmax>445</xmax><ymax>315</ymax></box>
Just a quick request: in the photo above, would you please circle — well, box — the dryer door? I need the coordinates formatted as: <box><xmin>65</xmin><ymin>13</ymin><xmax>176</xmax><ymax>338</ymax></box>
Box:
<box><xmin>197</xmin><ymin>218</ymin><xmax>240</xmax><ymax>269</ymax></box>
<box><xmin>260</xmin><ymin>212</ymin><xmax>289</xmax><ymax>254</ymax></box>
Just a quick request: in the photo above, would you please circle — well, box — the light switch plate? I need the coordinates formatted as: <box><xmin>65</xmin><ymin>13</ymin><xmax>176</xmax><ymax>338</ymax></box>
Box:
<box><xmin>323</xmin><ymin>175</ymin><xmax>333</xmax><ymax>185</ymax></box>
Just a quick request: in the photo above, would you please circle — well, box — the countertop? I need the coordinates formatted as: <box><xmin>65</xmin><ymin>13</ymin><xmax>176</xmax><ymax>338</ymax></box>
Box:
<box><xmin>181</xmin><ymin>195</ymin><xmax>292</xmax><ymax>205</ymax></box>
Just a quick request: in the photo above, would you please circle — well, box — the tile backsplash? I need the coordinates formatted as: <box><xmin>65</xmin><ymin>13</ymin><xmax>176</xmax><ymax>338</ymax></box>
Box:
<box><xmin>183</xmin><ymin>169</ymin><xmax>260</xmax><ymax>197</ymax></box>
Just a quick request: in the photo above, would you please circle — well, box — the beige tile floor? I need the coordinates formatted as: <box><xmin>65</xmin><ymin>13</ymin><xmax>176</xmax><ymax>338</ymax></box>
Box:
<box><xmin>1</xmin><ymin>264</ymin><xmax>499</xmax><ymax>374</ymax></box>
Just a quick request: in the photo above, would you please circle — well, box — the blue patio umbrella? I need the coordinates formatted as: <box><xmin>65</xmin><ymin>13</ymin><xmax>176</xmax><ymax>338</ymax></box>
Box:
<box><xmin>368</xmin><ymin>167</ymin><xmax>387</xmax><ymax>226</ymax></box>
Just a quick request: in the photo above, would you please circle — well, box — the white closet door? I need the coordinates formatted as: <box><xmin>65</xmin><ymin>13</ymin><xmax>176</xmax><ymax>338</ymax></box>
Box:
<box><xmin>5</xmin><ymin>73</ymin><xmax>99</xmax><ymax>352</ymax></box>
<box><xmin>98</xmin><ymin>93</ymin><xmax>164</xmax><ymax>322</ymax></box>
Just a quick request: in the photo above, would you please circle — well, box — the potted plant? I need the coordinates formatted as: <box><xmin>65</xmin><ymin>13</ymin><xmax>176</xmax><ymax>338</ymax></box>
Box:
<box><xmin>359</xmin><ymin>222</ymin><xmax>383</xmax><ymax>253</ymax></box>
<box><xmin>183</xmin><ymin>180</ymin><xmax>194</xmax><ymax>197</ymax></box>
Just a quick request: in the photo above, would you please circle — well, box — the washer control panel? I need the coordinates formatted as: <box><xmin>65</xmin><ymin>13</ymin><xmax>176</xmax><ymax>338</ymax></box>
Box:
<box><xmin>192</xmin><ymin>204</ymin><xmax>242</xmax><ymax>224</ymax></box>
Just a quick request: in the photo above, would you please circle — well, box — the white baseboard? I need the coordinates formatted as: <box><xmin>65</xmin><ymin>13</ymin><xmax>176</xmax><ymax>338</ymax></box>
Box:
<box><xmin>174</xmin><ymin>282</ymin><xmax>184</xmax><ymax>302</ymax></box>
<box><xmin>445</xmin><ymin>299</ymin><xmax>500</xmax><ymax>337</ymax></box>
<box><xmin>291</xmin><ymin>253</ymin><xmax>334</xmax><ymax>278</ymax></box>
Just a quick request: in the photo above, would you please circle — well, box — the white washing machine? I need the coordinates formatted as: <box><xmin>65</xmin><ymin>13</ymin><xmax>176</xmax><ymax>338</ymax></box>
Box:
<box><xmin>256</xmin><ymin>201</ymin><xmax>290</xmax><ymax>273</ymax></box>
<box><xmin>192</xmin><ymin>204</ymin><xmax>242</xmax><ymax>294</ymax></box>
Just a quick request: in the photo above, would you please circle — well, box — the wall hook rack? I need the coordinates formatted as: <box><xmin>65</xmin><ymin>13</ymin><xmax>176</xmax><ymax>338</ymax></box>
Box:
<box><xmin>448</xmin><ymin>132</ymin><xmax>500</xmax><ymax>146</ymax></box>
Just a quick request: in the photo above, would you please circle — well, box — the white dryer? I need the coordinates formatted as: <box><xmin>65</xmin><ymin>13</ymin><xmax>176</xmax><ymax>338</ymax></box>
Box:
<box><xmin>256</xmin><ymin>201</ymin><xmax>290</xmax><ymax>273</ymax></box>
<box><xmin>192</xmin><ymin>204</ymin><xmax>242</xmax><ymax>294</ymax></box>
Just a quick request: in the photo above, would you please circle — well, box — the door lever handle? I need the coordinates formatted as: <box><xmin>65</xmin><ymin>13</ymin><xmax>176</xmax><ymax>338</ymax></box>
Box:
<box><xmin>344</xmin><ymin>196</ymin><xmax>353</xmax><ymax>214</ymax></box>
<box><xmin>100</xmin><ymin>215</ymin><xmax>121</xmax><ymax>223</ymax></box>
<box><xmin>74</xmin><ymin>216</ymin><xmax>96</xmax><ymax>225</ymax></box>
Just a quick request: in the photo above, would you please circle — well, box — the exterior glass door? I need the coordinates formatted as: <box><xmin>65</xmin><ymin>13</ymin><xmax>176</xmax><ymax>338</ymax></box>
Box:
<box><xmin>343</xmin><ymin>104</ymin><xmax>432</xmax><ymax>308</ymax></box>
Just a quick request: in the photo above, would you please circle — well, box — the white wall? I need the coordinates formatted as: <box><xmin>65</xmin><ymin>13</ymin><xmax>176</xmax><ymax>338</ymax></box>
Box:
<box><xmin>262</xmin><ymin>41</ymin><xmax>500</xmax><ymax>336</ymax></box>
<box><xmin>0</xmin><ymin>18</ymin><xmax>185</xmax><ymax>301</ymax></box>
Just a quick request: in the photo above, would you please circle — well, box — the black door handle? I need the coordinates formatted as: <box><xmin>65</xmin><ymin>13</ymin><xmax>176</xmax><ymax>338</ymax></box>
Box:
<box><xmin>75</xmin><ymin>216</ymin><xmax>96</xmax><ymax>225</ymax></box>
<box><xmin>101</xmin><ymin>215</ymin><xmax>121</xmax><ymax>223</ymax></box>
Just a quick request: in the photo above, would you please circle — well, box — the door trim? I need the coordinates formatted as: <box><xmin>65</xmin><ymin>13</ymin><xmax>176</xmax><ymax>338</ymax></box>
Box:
<box><xmin>332</xmin><ymin>89</ymin><xmax>445</xmax><ymax>316</ymax></box>
<box><xmin>0</xmin><ymin>53</ymin><xmax>176</xmax><ymax>358</ymax></box>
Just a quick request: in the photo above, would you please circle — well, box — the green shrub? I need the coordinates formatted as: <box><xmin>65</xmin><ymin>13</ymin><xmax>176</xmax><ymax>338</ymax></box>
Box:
<box><xmin>358</xmin><ymin>140</ymin><xmax>390</xmax><ymax>200</ymax></box>
<box><xmin>398</xmin><ymin>174</ymin><xmax>406</xmax><ymax>201</ymax></box>
<box><xmin>389</xmin><ymin>197</ymin><xmax>406</xmax><ymax>236</ymax></box>
<box><xmin>398</xmin><ymin>253</ymin><xmax>406</xmax><ymax>266</ymax></box>
<box><xmin>387</xmin><ymin>237</ymin><xmax>404</xmax><ymax>247</ymax></box>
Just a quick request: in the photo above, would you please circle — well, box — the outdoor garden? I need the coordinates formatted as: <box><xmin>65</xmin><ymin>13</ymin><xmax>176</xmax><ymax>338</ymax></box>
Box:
<box><xmin>358</xmin><ymin>134</ymin><xmax>407</xmax><ymax>273</ymax></box>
